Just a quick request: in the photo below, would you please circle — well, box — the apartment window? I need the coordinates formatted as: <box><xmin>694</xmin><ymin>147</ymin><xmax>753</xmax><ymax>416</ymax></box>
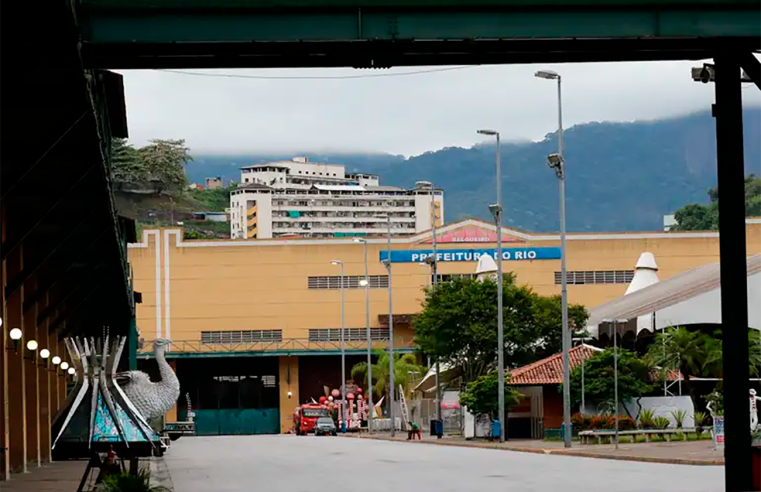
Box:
<box><xmin>201</xmin><ymin>330</ymin><xmax>283</xmax><ymax>344</ymax></box>
<box><xmin>555</xmin><ymin>270</ymin><xmax>635</xmax><ymax>285</ymax></box>
<box><xmin>307</xmin><ymin>275</ymin><xmax>389</xmax><ymax>289</ymax></box>
<box><xmin>309</xmin><ymin>328</ymin><xmax>390</xmax><ymax>342</ymax></box>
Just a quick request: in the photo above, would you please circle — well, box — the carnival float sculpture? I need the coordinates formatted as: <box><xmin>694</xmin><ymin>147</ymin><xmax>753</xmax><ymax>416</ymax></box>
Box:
<box><xmin>50</xmin><ymin>336</ymin><xmax>180</xmax><ymax>492</ymax></box>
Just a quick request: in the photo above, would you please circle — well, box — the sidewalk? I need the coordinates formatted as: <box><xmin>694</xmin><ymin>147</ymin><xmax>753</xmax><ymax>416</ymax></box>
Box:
<box><xmin>343</xmin><ymin>432</ymin><xmax>724</xmax><ymax>466</ymax></box>
<box><xmin>1</xmin><ymin>460</ymin><xmax>86</xmax><ymax>492</ymax></box>
<box><xmin>0</xmin><ymin>456</ymin><xmax>175</xmax><ymax>492</ymax></box>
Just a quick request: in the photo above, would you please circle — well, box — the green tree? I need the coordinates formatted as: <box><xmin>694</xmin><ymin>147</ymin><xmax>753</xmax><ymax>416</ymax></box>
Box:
<box><xmin>138</xmin><ymin>139</ymin><xmax>193</xmax><ymax>193</ymax></box>
<box><xmin>351</xmin><ymin>351</ymin><xmax>425</xmax><ymax>403</ymax></box>
<box><xmin>645</xmin><ymin>327</ymin><xmax>712</xmax><ymax>402</ymax></box>
<box><xmin>413</xmin><ymin>276</ymin><xmax>588</xmax><ymax>384</ymax></box>
<box><xmin>568</xmin><ymin>348</ymin><xmax>656</xmax><ymax>418</ymax></box>
<box><xmin>459</xmin><ymin>371</ymin><xmax>522</xmax><ymax>419</ymax></box>
<box><xmin>110</xmin><ymin>138</ymin><xmax>147</xmax><ymax>183</ymax></box>
<box><xmin>672</xmin><ymin>174</ymin><xmax>761</xmax><ymax>230</ymax></box>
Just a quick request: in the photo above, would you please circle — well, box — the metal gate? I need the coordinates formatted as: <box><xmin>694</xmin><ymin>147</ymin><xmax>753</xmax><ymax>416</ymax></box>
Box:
<box><xmin>191</xmin><ymin>408</ymin><xmax>280</xmax><ymax>436</ymax></box>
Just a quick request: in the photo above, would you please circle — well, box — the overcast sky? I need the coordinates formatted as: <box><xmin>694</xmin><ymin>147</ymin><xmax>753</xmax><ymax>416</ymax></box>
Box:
<box><xmin>119</xmin><ymin>60</ymin><xmax>761</xmax><ymax>157</ymax></box>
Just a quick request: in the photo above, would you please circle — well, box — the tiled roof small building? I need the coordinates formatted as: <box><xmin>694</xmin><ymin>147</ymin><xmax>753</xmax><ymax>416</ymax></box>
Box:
<box><xmin>506</xmin><ymin>345</ymin><xmax>601</xmax><ymax>437</ymax></box>
<box><xmin>507</xmin><ymin>345</ymin><xmax>682</xmax><ymax>438</ymax></box>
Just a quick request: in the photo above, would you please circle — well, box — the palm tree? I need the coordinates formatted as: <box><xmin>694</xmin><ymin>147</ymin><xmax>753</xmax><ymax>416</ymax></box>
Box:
<box><xmin>351</xmin><ymin>350</ymin><xmax>425</xmax><ymax>406</ymax></box>
<box><xmin>646</xmin><ymin>327</ymin><xmax>708</xmax><ymax>403</ymax></box>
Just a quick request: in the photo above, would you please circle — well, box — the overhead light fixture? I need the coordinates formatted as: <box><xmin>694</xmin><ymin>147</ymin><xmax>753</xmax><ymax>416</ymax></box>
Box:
<box><xmin>535</xmin><ymin>69</ymin><xmax>560</xmax><ymax>80</ymax></box>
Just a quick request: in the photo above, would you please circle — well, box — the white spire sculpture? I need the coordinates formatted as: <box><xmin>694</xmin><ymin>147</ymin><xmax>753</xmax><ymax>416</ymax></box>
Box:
<box><xmin>625</xmin><ymin>252</ymin><xmax>660</xmax><ymax>333</ymax></box>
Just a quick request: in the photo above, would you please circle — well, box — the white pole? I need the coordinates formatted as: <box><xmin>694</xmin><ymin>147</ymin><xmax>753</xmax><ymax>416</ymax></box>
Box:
<box><xmin>363</xmin><ymin>240</ymin><xmax>373</xmax><ymax>432</ymax></box>
<box><xmin>340</xmin><ymin>262</ymin><xmax>346</xmax><ymax>433</ymax></box>
<box><xmin>495</xmin><ymin>134</ymin><xmax>505</xmax><ymax>443</ymax></box>
<box><xmin>431</xmin><ymin>185</ymin><xmax>443</xmax><ymax>436</ymax></box>
<box><xmin>613</xmin><ymin>321</ymin><xmax>619</xmax><ymax>450</ymax></box>
<box><xmin>556</xmin><ymin>75</ymin><xmax>572</xmax><ymax>449</ymax></box>
<box><xmin>387</xmin><ymin>215</ymin><xmax>395</xmax><ymax>437</ymax></box>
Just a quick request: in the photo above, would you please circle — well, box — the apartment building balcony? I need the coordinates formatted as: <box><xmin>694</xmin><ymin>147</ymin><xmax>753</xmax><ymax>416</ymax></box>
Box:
<box><xmin>275</xmin><ymin>215</ymin><xmax>416</xmax><ymax>223</ymax></box>
<box><xmin>273</xmin><ymin>204</ymin><xmax>416</xmax><ymax>212</ymax></box>
<box><xmin>273</xmin><ymin>224</ymin><xmax>415</xmax><ymax>235</ymax></box>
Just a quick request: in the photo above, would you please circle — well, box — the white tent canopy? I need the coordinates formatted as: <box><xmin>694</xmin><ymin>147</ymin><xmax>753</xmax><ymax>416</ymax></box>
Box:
<box><xmin>586</xmin><ymin>253</ymin><xmax>761</xmax><ymax>338</ymax></box>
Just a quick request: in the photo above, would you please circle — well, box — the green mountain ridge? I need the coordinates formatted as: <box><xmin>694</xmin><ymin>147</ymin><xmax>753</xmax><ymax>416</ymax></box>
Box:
<box><xmin>186</xmin><ymin>107</ymin><xmax>761</xmax><ymax>232</ymax></box>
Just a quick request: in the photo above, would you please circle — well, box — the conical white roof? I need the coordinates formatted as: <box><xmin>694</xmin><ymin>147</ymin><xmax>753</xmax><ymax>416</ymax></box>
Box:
<box><xmin>475</xmin><ymin>254</ymin><xmax>498</xmax><ymax>274</ymax></box>
<box><xmin>625</xmin><ymin>252</ymin><xmax>659</xmax><ymax>295</ymax></box>
<box><xmin>625</xmin><ymin>252</ymin><xmax>660</xmax><ymax>333</ymax></box>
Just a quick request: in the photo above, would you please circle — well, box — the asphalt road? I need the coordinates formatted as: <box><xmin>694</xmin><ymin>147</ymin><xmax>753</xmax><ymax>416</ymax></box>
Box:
<box><xmin>164</xmin><ymin>435</ymin><xmax>724</xmax><ymax>492</ymax></box>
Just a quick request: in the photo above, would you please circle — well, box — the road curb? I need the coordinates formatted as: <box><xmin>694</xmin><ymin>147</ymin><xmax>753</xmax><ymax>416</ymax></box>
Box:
<box><xmin>340</xmin><ymin>433</ymin><xmax>723</xmax><ymax>466</ymax></box>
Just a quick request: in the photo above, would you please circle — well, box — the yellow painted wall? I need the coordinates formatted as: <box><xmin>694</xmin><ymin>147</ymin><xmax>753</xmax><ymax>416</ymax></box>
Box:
<box><xmin>128</xmin><ymin>220</ymin><xmax>761</xmax><ymax>347</ymax></box>
<box><xmin>278</xmin><ymin>356</ymin><xmax>299</xmax><ymax>433</ymax></box>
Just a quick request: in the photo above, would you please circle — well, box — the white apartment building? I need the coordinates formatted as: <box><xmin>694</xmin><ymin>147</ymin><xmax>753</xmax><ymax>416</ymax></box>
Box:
<box><xmin>229</xmin><ymin>157</ymin><xmax>444</xmax><ymax>239</ymax></box>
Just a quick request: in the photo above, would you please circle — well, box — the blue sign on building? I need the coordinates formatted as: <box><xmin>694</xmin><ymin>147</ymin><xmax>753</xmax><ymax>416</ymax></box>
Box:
<box><xmin>379</xmin><ymin>247</ymin><xmax>561</xmax><ymax>263</ymax></box>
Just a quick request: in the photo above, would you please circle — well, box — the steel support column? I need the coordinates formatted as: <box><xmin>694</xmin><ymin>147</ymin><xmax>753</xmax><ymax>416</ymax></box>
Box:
<box><xmin>713</xmin><ymin>53</ymin><xmax>752</xmax><ymax>492</ymax></box>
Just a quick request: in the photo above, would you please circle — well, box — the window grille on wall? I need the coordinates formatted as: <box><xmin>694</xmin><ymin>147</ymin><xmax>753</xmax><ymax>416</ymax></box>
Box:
<box><xmin>201</xmin><ymin>330</ymin><xmax>283</xmax><ymax>344</ymax></box>
<box><xmin>308</xmin><ymin>328</ymin><xmax>390</xmax><ymax>342</ymax></box>
<box><xmin>307</xmin><ymin>275</ymin><xmax>389</xmax><ymax>289</ymax></box>
<box><xmin>555</xmin><ymin>270</ymin><xmax>635</xmax><ymax>285</ymax></box>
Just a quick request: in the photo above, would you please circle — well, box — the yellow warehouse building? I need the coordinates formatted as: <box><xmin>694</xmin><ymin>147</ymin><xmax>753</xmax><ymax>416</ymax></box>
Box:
<box><xmin>128</xmin><ymin>218</ymin><xmax>761</xmax><ymax>435</ymax></box>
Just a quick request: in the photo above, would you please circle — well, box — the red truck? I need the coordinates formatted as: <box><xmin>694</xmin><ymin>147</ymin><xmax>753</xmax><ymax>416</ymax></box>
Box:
<box><xmin>293</xmin><ymin>404</ymin><xmax>329</xmax><ymax>435</ymax></box>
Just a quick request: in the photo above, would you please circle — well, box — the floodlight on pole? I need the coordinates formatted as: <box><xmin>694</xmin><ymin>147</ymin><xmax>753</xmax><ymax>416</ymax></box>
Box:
<box><xmin>535</xmin><ymin>70</ymin><xmax>560</xmax><ymax>80</ymax></box>
<box><xmin>380</xmin><ymin>210</ymin><xmax>396</xmax><ymax>437</ymax></box>
<box><xmin>417</xmin><ymin>179</ymin><xmax>443</xmax><ymax>437</ymax></box>
<box><xmin>536</xmin><ymin>68</ymin><xmax>572</xmax><ymax>448</ymax></box>
<box><xmin>602</xmin><ymin>318</ymin><xmax>628</xmax><ymax>450</ymax></box>
<box><xmin>478</xmin><ymin>128</ymin><xmax>505</xmax><ymax>443</ymax></box>
<box><xmin>353</xmin><ymin>237</ymin><xmax>374</xmax><ymax>432</ymax></box>
<box><xmin>331</xmin><ymin>259</ymin><xmax>347</xmax><ymax>432</ymax></box>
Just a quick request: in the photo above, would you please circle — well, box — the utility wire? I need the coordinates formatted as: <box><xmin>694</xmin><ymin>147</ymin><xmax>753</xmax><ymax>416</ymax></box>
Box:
<box><xmin>155</xmin><ymin>66</ymin><xmax>476</xmax><ymax>80</ymax></box>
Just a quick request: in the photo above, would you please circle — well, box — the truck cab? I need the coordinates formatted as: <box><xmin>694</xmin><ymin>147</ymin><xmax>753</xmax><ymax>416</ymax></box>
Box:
<box><xmin>294</xmin><ymin>404</ymin><xmax>329</xmax><ymax>435</ymax></box>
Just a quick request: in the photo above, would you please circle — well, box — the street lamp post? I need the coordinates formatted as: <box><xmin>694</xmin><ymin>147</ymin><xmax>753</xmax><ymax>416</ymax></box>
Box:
<box><xmin>417</xmin><ymin>180</ymin><xmax>444</xmax><ymax>437</ymax></box>
<box><xmin>535</xmin><ymin>68</ymin><xmax>572</xmax><ymax>449</ymax></box>
<box><xmin>477</xmin><ymin>129</ymin><xmax>505</xmax><ymax>443</ymax></box>
<box><xmin>380</xmin><ymin>213</ymin><xmax>396</xmax><ymax>437</ymax></box>
<box><xmin>331</xmin><ymin>259</ymin><xmax>347</xmax><ymax>433</ymax></box>
<box><xmin>602</xmin><ymin>318</ymin><xmax>627</xmax><ymax>450</ymax></box>
<box><xmin>354</xmin><ymin>238</ymin><xmax>374</xmax><ymax>432</ymax></box>
<box><xmin>573</xmin><ymin>337</ymin><xmax>593</xmax><ymax>412</ymax></box>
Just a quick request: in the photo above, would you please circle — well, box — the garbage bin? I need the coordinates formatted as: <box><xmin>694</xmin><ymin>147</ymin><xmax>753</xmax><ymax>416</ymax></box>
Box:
<box><xmin>560</xmin><ymin>422</ymin><xmax>573</xmax><ymax>439</ymax></box>
<box><xmin>491</xmin><ymin>420</ymin><xmax>501</xmax><ymax>441</ymax></box>
<box><xmin>430</xmin><ymin>419</ymin><xmax>443</xmax><ymax>437</ymax></box>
